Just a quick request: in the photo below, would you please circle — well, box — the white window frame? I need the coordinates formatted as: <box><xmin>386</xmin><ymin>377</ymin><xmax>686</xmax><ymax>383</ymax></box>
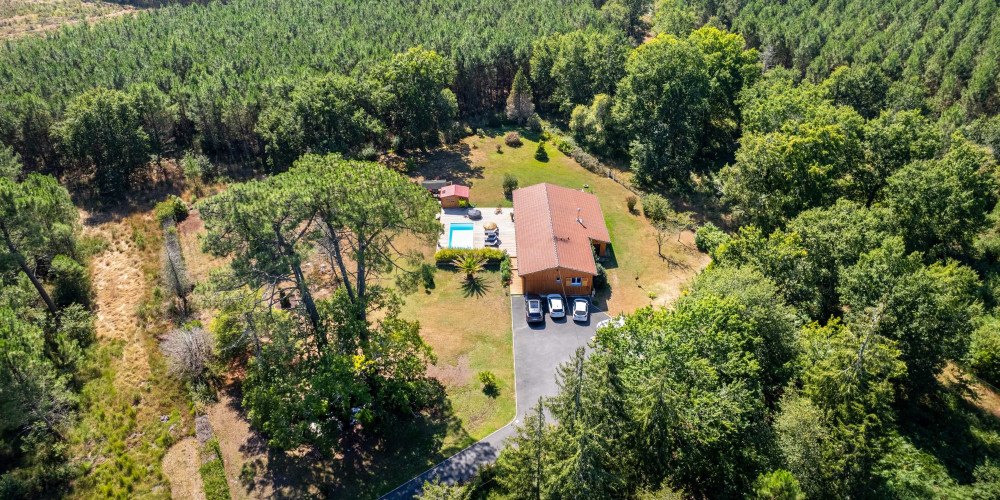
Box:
<box><xmin>570</xmin><ymin>277</ymin><xmax>583</xmax><ymax>286</ymax></box>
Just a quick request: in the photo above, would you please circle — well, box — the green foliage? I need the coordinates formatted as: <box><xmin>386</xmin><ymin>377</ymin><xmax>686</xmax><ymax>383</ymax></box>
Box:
<box><xmin>377</xmin><ymin>47</ymin><xmax>458</xmax><ymax>151</ymax></box>
<box><xmin>258</xmin><ymin>73</ymin><xmax>383</xmax><ymax>170</ymax></box>
<box><xmin>49</xmin><ymin>255</ymin><xmax>92</xmax><ymax>309</ymax></box>
<box><xmin>499</xmin><ymin>254</ymin><xmax>511</xmax><ymax>285</ymax></box>
<box><xmin>838</xmin><ymin>237</ymin><xmax>980</xmax><ymax>389</ymax></box>
<box><xmin>419</xmin><ymin>478</ymin><xmax>470</xmax><ymax>499</ymax></box>
<box><xmin>0</xmin><ymin>172</ymin><xmax>79</xmax><ymax>313</ymax></box>
<box><xmin>530</xmin><ymin>28</ymin><xmax>630</xmax><ymax>115</ymax></box>
<box><xmin>751</xmin><ymin>470</ymin><xmax>805</xmax><ymax>500</ymax></box>
<box><xmin>51</xmin><ymin>87</ymin><xmax>152</xmax><ymax>196</ymax></box>
<box><xmin>694</xmin><ymin>222</ymin><xmax>728</xmax><ymax>255</ymax></box>
<box><xmin>713</xmin><ymin>226</ymin><xmax>817</xmax><ymax>314</ymax></box>
<box><xmin>640</xmin><ymin>193</ymin><xmax>669</xmax><ymax>222</ymax></box>
<box><xmin>0</xmin><ymin>144</ymin><xmax>21</xmax><ymax>181</ymax></box>
<box><xmin>433</xmin><ymin>248</ymin><xmax>506</xmax><ymax>264</ymax></box>
<box><xmin>625</xmin><ymin>195</ymin><xmax>638</xmax><ymax>213</ymax></box>
<box><xmin>722</xmin><ymin>0</ymin><xmax>1000</xmax><ymax>119</ymax></box>
<box><xmin>155</xmin><ymin>196</ymin><xmax>189</xmax><ymax>224</ymax></box>
<box><xmin>968</xmin><ymin>314</ymin><xmax>1000</xmax><ymax>386</ymax></box>
<box><xmin>506</xmin><ymin>69</ymin><xmax>535</xmax><ymax>124</ymax></box>
<box><xmin>883</xmin><ymin>137</ymin><xmax>997</xmax><ymax>258</ymax></box>
<box><xmin>504</xmin><ymin>131</ymin><xmax>522</xmax><ymax>147</ymax></box>
<box><xmin>181</xmin><ymin>151</ymin><xmax>217</xmax><ymax>184</ymax></box>
<box><xmin>855</xmin><ymin>109</ymin><xmax>941</xmax><ymax>203</ymax></box>
<box><xmin>569</xmin><ymin>94</ymin><xmax>616</xmax><ymax>155</ymax></box>
<box><xmin>199</xmin><ymin>440</ymin><xmax>231</xmax><ymax>500</ymax></box>
<box><xmin>478</xmin><ymin>370</ymin><xmax>498</xmax><ymax>396</ymax></box>
<box><xmin>653</xmin><ymin>0</ymin><xmax>696</xmax><ymax>37</ymax></box>
<box><xmin>502</xmin><ymin>173</ymin><xmax>519</xmax><ymax>198</ymax></box>
<box><xmin>822</xmin><ymin>64</ymin><xmax>890</xmax><ymax>119</ymax></box>
<box><xmin>451</xmin><ymin>254</ymin><xmax>486</xmax><ymax>281</ymax></box>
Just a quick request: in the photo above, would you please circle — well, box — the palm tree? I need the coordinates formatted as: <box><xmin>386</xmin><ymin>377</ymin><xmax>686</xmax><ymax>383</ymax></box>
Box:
<box><xmin>452</xmin><ymin>254</ymin><xmax>485</xmax><ymax>281</ymax></box>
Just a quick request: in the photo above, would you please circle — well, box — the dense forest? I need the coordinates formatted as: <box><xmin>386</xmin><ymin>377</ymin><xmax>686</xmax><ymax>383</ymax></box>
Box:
<box><xmin>5</xmin><ymin>0</ymin><xmax>1000</xmax><ymax>498</ymax></box>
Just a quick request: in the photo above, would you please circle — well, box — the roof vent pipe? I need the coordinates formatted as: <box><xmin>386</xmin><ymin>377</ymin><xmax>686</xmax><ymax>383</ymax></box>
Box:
<box><xmin>577</xmin><ymin>207</ymin><xmax>582</xmax><ymax>224</ymax></box>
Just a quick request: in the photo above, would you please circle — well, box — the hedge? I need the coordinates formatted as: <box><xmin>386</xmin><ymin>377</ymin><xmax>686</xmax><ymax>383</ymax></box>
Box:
<box><xmin>434</xmin><ymin>248</ymin><xmax>507</xmax><ymax>264</ymax></box>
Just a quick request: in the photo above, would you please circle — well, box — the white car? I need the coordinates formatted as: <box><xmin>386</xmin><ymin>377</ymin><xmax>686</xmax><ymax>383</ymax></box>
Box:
<box><xmin>546</xmin><ymin>294</ymin><xmax>566</xmax><ymax>318</ymax></box>
<box><xmin>572</xmin><ymin>298</ymin><xmax>590</xmax><ymax>322</ymax></box>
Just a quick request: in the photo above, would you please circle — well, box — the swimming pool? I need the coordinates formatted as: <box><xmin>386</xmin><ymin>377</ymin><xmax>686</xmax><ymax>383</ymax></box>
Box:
<box><xmin>448</xmin><ymin>223</ymin><xmax>474</xmax><ymax>249</ymax></box>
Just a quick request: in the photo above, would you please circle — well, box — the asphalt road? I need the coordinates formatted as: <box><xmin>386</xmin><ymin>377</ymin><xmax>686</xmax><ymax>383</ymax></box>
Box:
<box><xmin>379</xmin><ymin>297</ymin><xmax>607</xmax><ymax>499</ymax></box>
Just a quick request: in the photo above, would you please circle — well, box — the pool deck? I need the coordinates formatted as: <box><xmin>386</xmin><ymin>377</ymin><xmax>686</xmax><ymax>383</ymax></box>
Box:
<box><xmin>438</xmin><ymin>207</ymin><xmax>517</xmax><ymax>257</ymax></box>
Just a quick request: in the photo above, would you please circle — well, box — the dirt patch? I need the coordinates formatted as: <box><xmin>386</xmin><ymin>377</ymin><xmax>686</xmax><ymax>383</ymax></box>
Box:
<box><xmin>162</xmin><ymin>437</ymin><xmax>206</xmax><ymax>500</ymax></box>
<box><xmin>177</xmin><ymin>209</ymin><xmax>228</xmax><ymax>285</ymax></box>
<box><xmin>426</xmin><ymin>355</ymin><xmax>472</xmax><ymax>387</ymax></box>
<box><xmin>939</xmin><ymin>363</ymin><xmax>1000</xmax><ymax>419</ymax></box>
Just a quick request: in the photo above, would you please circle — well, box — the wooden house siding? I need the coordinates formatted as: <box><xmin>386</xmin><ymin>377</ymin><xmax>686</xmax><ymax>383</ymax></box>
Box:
<box><xmin>521</xmin><ymin>267</ymin><xmax>593</xmax><ymax>296</ymax></box>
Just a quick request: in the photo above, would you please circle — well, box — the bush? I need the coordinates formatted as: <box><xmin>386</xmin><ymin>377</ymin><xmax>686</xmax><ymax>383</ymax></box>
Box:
<box><xmin>155</xmin><ymin>196</ymin><xmax>189</xmax><ymax>223</ymax></box>
<box><xmin>594</xmin><ymin>261</ymin><xmax>608</xmax><ymax>291</ymax></box>
<box><xmin>356</xmin><ymin>145</ymin><xmax>379</xmax><ymax>161</ymax></box>
<box><xmin>500</xmin><ymin>255</ymin><xmax>512</xmax><ymax>285</ymax></box>
<box><xmin>476</xmin><ymin>128</ymin><xmax>485</xmax><ymax>138</ymax></box>
<box><xmin>534</xmin><ymin>141</ymin><xmax>549</xmax><ymax>161</ymax></box>
<box><xmin>478</xmin><ymin>371</ymin><xmax>499</xmax><ymax>396</ymax></box>
<box><xmin>496</xmin><ymin>143</ymin><xmax>503</xmax><ymax>154</ymax></box>
<box><xmin>641</xmin><ymin>194</ymin><xmax>670</xmax><ymax>222</ymax></box>
<box><xmin>552</xmin><ymin>135</ymin><xmax>576</xmax><ymax>156</ymax></box>
<box><xmin>526</xmin><ymin>113</ymin><xmax>543</xmax><ymax>132</ymax></box>
<box><xmin>434</xmin><ymin>248</ymin><xmax>506</xmax><ymax>264</ymax></box>
<box><xmin>503</xmin><ymin>173</ymin><xmax>519</xmax><ymax>197</ymax></box>
<box><xmin>419</xmin><ymin>263</ymin><xmax>436</xmax><ymax>291</ymax></box>
<box><xmin>50</xmin><ymin>255</ymin><xmax>92</xmax><ymax>308</ymax></box>
<box><xmin>626</xmin><ymin>195</ymin><xmax>638</xmax><ymax>213</ymax></box>
<box><xmin>504</xmin><ymin>131</ymin><xmax>522</xmax><ymax>147</ymax></box>
<box><xmin>161</xmin><ymin>324</ymin><xmax>213</xmax><ymax>379</ymax></box>
<box><xmin>59</xmin><ymin>304</ymin><xmax>96</xmax><ymax>346</ymax></box>
<box><xmin>182</xmin><ymin>152</ymin><xmax>216</xmax><ymax>183</ymax></box>
<box><xmin>694</xmin><ymin>222</ymin><xmax>730</xmax><ymax>256</ymax></box>
<box><xmin>969</xmin><ymin>315</ymin><xmax>1000</xmax><ymax>386</ymax></box>
<box><xmin>571</xmin><ymin>146</ymin><xmax>601</xmax><ymax>173</ymax></box>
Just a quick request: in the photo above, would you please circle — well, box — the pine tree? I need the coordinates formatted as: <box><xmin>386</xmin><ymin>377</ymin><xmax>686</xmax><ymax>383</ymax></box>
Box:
<box><xmin>506</xmin><ymin>68</ymin><xmax>536</xmax><ymax>125</ymax></box>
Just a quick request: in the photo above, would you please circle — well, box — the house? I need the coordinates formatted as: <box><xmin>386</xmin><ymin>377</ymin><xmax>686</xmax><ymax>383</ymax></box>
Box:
<box><xmin>438</xmin><ymin>184</ymin><xmax>470</xmax><ymax>208</ymax></box>
<box><xmin>512</xmin><ymin>183</ymin><xmax>611</xmax><ymax>296</ymax></box>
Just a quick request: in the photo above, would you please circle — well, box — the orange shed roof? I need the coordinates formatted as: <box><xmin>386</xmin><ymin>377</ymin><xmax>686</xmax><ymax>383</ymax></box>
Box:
<box><xmin>513</xmin><ymin>183</ymin><xmax>610</xmax><ymax>276</ymax></box>
<box><xmin>439</xmin><ymin>184</ymin><xmax>469</xmax><ymax>198</ymax></box>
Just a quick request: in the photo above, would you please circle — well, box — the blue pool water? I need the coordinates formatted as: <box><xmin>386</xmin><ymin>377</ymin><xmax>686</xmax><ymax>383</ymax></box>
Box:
<box><xmin>448</xmin><ymin>223</ymin><xmax>474</xmax><ymax>249</ymax></box>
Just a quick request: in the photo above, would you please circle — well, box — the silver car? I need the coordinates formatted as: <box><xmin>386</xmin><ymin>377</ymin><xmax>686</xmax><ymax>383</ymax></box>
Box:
<box><xmin>546</xmin><ymin>294</ymin><xmax>566</xmax><ymax>318</ymax></box>
<box><xmin>572</xmin><ymin>298</ymin><xmax>590</xmax><ymax>322</ymax></box>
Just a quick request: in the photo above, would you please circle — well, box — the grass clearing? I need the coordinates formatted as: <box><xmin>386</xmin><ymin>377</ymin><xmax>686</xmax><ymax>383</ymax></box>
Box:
<box><xmin>400</xmin><ymin>269</ymin><xmax>515</xmax><ymax>442</ymax></box>
<box><xmin>0</xmin><ymin>0</ymin><xmax>141</xmax><ymax>39</ymax></box>
<box><xmin>69</xmin><ymin>210</ymin><xmax>193</xmax><ymax>500</ymax></box>
<box><xmin>415</xmin><ymin>130</ymin><xmax>710</xmax><ymax>313</ymax></box>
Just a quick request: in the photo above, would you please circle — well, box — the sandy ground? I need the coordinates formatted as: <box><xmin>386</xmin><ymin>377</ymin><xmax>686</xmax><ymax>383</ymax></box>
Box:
<box><xmin>82</xmin><ymin>210</ymin><xmax>154</xmax><ymax>387</ymax></box>
<box><xmin>162</xmin><ymin>437</ymin><xmax>207</xmax><ymax>500</ymax></box>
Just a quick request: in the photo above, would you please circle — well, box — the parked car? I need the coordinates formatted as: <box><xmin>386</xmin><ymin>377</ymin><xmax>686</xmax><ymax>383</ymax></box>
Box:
<box><xmin>572</xmin><ymin>298</ymin><xmax>590</xmax><ymax>322</ymax></box>
<box><xmin>546</xmin><ymin>294</ymin><xmax>566</xmax><ymax>318</ymax></box>
<box><xmin>525</xmin><ymin>295</ymin><xmax>544</xmax><ymax>324</ymax></box>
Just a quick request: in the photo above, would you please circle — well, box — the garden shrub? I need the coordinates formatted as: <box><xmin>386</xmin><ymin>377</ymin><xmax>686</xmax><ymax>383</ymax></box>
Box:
<box><xmin>50</xmin><ymin>255</ymin><xmax>92</xmax><ymax>308</ymax></box>
<box><xmin>500</xmin><ymin>254</ymin><xmax>512</xmax><ymax>285</ymax></box>
<box><xmin>434</xmin><ymin>248</ymin><xmax>506</xmax><ymax>264</ymax></box>
<box><xmin>626</xmin><ymin>195</ymin><xmax>638</xmax><ymax>213</ymax></box>
<box><xmin>504</xmin><ymin>131</ymin><xmax>522</xmax><ymax>147</ymax></box>
<box><xmin>155</xmin><ymin>196</ymin><xmax>189</xmax><ymax>223</ymax></box>
<box><xmin>182</xmin><ymin>152</ymin><xmax>216</xmax><ymax>184</ymax></box>
<box><xmin>694</xmin><ymin>222</ymin><xmax>730</xmax><ymax>256</ymax></box>
<box><xmin>478</xmin><ymin>370</ymin><xmax>498</xmax><ymax>396</ymax></box>
<box><xmin>535</xmin><ymin>141</ymin><xmax>549</xmax><ymax>161</ymax></box>
<box><xmin>503</xmin><ymin>173</ymin><xmax>519</xmax><ymax>197</ymax></box>
<box><xmin>641</xmin><ymin>194</ymin><xmax>670</xmax><ymax>222</ymax></box>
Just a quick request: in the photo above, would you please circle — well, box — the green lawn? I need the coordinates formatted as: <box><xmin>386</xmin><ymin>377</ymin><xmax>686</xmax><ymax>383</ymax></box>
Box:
<box><xmin>399</xmin><ymin>269</ymin><xmax>515</xmax><ymax>443</ymax></box>
<box><xmin>416</xmin><ymin>130</ymin><xmax>710</xmax><ymax>313</ymax></box>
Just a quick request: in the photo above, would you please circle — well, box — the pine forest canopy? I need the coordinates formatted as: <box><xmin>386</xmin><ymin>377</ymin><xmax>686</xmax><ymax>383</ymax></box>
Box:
<box><xmin>707</xmin><ymin>0</ymin><xmax>1000</xmax><ymax>119</ymax></box>
<box><xmin>0</xmin><ymin>0</ymin><xmax>602</xmax><ymax>112</ymax></box>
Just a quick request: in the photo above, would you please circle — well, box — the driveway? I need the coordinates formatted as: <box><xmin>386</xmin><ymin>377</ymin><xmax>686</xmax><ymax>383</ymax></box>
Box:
<box><xmin>380</xmin><ymin>297</ymin><xmax>607</xmax><ymax>499</ymax></box>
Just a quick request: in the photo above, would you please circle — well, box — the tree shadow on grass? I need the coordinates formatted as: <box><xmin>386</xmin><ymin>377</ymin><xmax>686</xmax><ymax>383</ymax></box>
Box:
<box><xmin>239</xmin><ymin>378</ymin><xmax>472</xmax><ymax>499</ymax></box>
<box><xmin>409</xmin><ymin>143</ymin><xmax>484</xmax><ymax>186</ymax></box>
<box><xmin>895</xmin><ymin>379</ymin><xmax>1000</xmax><ymax>484</ymax></box>
<box><xmin>461</xmin><ymin>276</ymin><xmax>490</xmax><ymax>298</ymax></box>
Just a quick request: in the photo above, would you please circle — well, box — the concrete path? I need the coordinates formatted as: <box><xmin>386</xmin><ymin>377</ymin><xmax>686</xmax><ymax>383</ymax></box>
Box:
<box><xmin>379</xmin><ymin>297</ymin><xmax>607</xmax><ymax>499</ymax></box>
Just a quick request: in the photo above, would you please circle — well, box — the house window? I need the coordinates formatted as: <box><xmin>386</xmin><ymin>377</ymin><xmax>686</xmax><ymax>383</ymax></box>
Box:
<box><xmin>570</xmin><ymin>277</ymin><xmax>582</xmax><ymax>286</ymax></box>
<box><xmin>555</xmin><ymin>277</ymin><xmax>561</xmax><ymax>283</ymax></box>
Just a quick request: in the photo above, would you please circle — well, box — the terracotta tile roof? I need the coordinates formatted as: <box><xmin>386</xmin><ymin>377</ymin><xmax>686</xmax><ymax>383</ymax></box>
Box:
<box><xmin>439</xmin><ymin>184</ymin><xmax>469</xmax><ymax>198</ymax></box>
<box><xmin>513</xmin><ymin>183</ymin><xmax>611</xmax><ymax>276</ymax></box>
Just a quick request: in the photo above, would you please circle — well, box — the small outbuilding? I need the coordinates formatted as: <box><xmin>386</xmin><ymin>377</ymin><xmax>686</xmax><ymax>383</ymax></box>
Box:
<box><xmin>439</xmin><ymin>184</ymin><xmax>470</xmax><ymax>208</ymax></box>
